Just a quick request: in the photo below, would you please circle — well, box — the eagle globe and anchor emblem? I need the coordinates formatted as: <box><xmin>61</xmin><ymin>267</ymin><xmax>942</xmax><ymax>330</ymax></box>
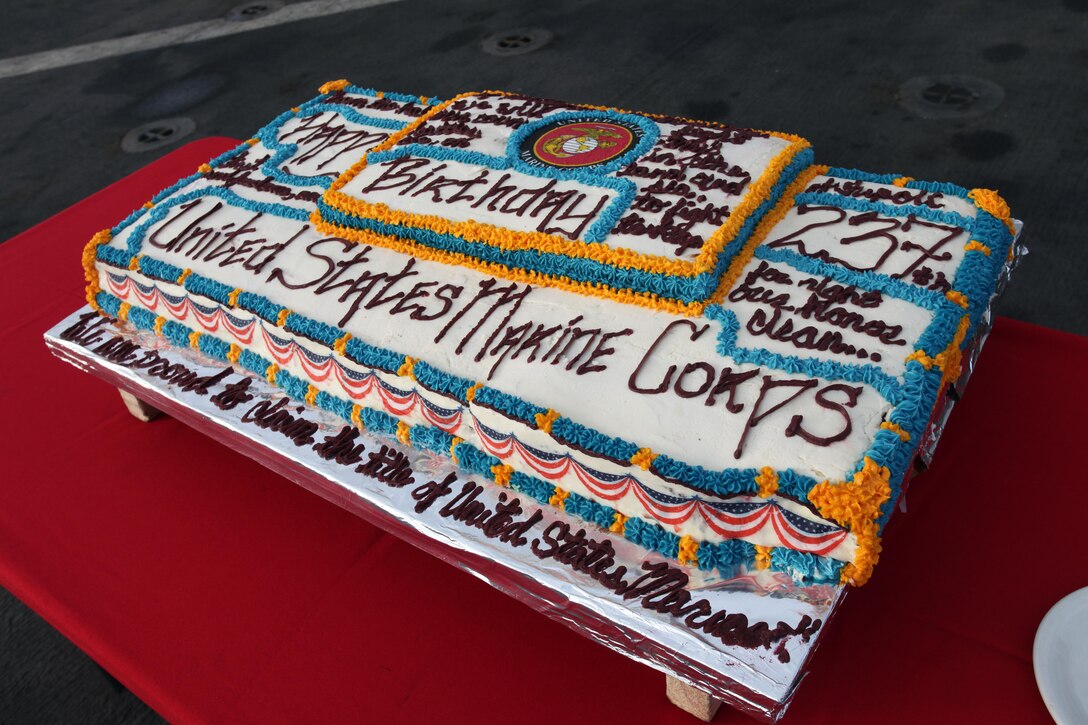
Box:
<box><xmin>518</xmin><ymin>115</ymin><xmax>644</xmax><ymax>170</ymax></box>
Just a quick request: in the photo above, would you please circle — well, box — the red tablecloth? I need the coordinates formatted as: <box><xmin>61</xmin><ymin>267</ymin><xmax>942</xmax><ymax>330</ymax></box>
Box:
<box><xmin>2</xmin><ymin>138</ymin><xmax>1082</xmax><ymax>724</ymax></box>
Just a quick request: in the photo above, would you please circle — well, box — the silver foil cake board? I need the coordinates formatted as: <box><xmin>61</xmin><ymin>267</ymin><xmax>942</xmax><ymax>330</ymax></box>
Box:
<box><xmin>43</xmin><ymin>225</ymin><xmax>1021</xmax><ymax>723</ymax></box>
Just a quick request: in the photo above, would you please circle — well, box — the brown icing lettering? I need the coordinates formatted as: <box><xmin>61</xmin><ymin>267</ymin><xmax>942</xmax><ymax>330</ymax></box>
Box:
<box><xmin>704</xmin><ymin>368</ymin><xmax>760</xmax><ymax>411</ymax></box>
<box><xmin>767</xmin><ymin>205</ymin><xmax>964</xmax><ymax>282</ymax></box>
<box><xmin>205</xmin><ymin>153</ymin><xmax>308</xmax><ymax>201</ymax></box>
<box><xmin>628</xmin><ymin>319</ymin><xmax>711</xmax><ymax>395</ymax></box>
<box><xmin>68</xmin><ymin>321</ymin><xmax>238</xmax><ymax>401</ymax></box>
<box><xmin>210</xmin><ymin>377</ymin><xmax>255</xmax><ymax>410</ymax></box>
<box><xmin>533</xmin><ymin>522</ymin><xmax>820</xmax><ymax>660</ymax></box>
<box><xmin>60</xmin><ymin>312</ymin><xmax>112</xmax><ymax>347</ymax></box>
<box><xmin>241</xmin><ymin>397</ymin><xmax>319</xmax><ymax>446</ymax></box>
<box><xmin>575</xmin><ymin>328</ymin><xmax>634</xmax><ymax>375</ymax></box>
<box><xmin>410</xmin><ymin>472</ymin><xmax>456</xmax><ymax>513</ymax></box>
<box><xmin>439</xmin><ymin>482</ymin><xmax>545</xmax><ymax>545</ymax></box>
<box><xmin>785</xmin><ymin>383</ymin><xmax>862</xmax><ymax>446</ymax></box>
<box><xmin>805</xmin><ymin>176</ymin><xmax>946</xmax><ymax>209</ymax></box>
<box><xmin>313</xmin><ymin>425</ymin><xmax>366</xmax><ymax>465</ymax></box>
<box><xmin>356</xmin><ymin>444</ymin><xmax>415</xmax><ymax>487</ymax></box>
<box><xmin>323</xmin><ymin>90</ymin><xmax>427</xmax><ymax>118</ymax></box>
<box><xmin>674</xmin><ymin>361</ymin><xmax>716</xmax><ymax>398</ymax></box>
<box><xmin>147</xmin><ymin>199</ymin><xmax>297</xmax><ymax>274</ymax></box>
<box><xmin>279</xmin><ymin>112</ymin><xmax>389</xmax><ymax>172</ymax></box>
<box><xmin>734</xmin><ymin>377</ymin><xmax>820</xmax><ymax>458</ymax></box>
<box><xmin>732</xmin><ymin>260</ymin><xmax>912</xmax><ymax>361</ymax></box>
<box><xmin>746</xmin><ymin>306</ymin><xmax>881</xmax><ymax>361</ymax></box>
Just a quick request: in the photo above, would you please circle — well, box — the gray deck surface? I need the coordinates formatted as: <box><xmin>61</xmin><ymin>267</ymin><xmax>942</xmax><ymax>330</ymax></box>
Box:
<box><xmin>2</xmin><ymin>0</ymin><xmax>1085</xmax><ymax>721</ymax></box>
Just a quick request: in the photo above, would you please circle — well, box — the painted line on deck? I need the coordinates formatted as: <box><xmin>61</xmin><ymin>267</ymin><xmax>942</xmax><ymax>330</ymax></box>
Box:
<box><xmin>0</xmin><ymin>0</ymin><xmax>402</xmax><ymax>80</ymax></box>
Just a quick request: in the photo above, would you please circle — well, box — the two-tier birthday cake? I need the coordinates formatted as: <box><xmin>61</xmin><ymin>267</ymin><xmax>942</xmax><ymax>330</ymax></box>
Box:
<box><xmin>81</xmin><ymin>81</ymin><xmax>1016</xmax><ymax>587</ymax></box>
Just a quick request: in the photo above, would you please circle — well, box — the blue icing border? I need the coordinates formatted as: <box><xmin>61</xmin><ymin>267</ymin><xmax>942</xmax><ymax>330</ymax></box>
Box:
<box><xmin>454</xmin><ymin>440</ymin><xmax>501</xmax><ymax>477</ymax></box>
<box><xmin>563</xmin><ymin>492</ymin><xmax>616</xmax><ymax>530</ymax></box>
<box><xmin>96</xmin><ymin>244</ymin><xmax>134</xmax><ymax>269</ymax></box>
<box><xmin>198</xmin><ymin>334</ymin><xmax>231</xmax><ymax>360</ymax></box>
<box><xmin>823</xmin><ymin>167</ymin><xmax>973</xmax><ymax>201</ymax></box>
<box><xmin>412</xmin><ymin>361</ymin><xmax>475</xmax><ymax>403</ymax></box>
<box><xmin>704</xmin><ymin>304</ymin><xmax>905</xmax><ymax>404</ymax></box>
<box><xmin>236</xmin><ymin>291</ymin><xmax>283</xmax><ymax>324</ymax></box>
<box><xmin>650</xmin><ymin>455</ymin><xmax>761</xmax><ymax>498</ymax></box>
<box><xmin>472</xmin><ymin>386</ymin><xmax>547</xmax><ymax>426</ymax></box>
<box><xmin>411</xmin><ymin>425</ymin><xmax>455</xmax><ymax>455</ymax></box>
<box><xmin>183</xmin><ymin>273</ymin><xmax>235</xmax><ymax>305</ymax></box>
<box><xmin>752</xmin><ymin>246</ymin><xmax>945</xmax><ymax>310</ymax></box>
<box><xmin>136</xmin><ymin>256</ymin><xmax>184</xmax><ymax>283</ymax></box>
<box><xmin>239</xmin><ymin>349</ymin><xmax>272</xmax><ymax>376</ymax></box>
<box><xmin>624</xmin><ymin>516</ymin><xmax>680</xmax><ymax>559</ymax></box>
<box><xmin>698</xmin><ymin>538</ymin><xmax>756</xmax><ymax>573</ymax></box>
<box><xmin>769</xmin><ymin>548</ymin><xmax>844</xmax><ymax>585</ymax></box>
<box><xmin>161</xmin><ymin>320</ymin><xmax>191</xmax><ymax>348</ymax></box>
<box><xmin>793</xmin><ymin>191</ymin><xmax>975</xmax><ymax>229</ymax></box>
<box><xmin>95</xmin><ymin>291</ymin><xmax>122</xmax><ymax>317</ymax></box>
<box><xmin>126</xmin><ymin>305</ymin><xmax>157</xmax><ymax>331</ymax></box>
<box><xmin>823</xmin><ymin>167</ymin><xmax>902</xmax><ymax>185</ymax></box>
<box><xmin>549</xmin><ymin>416</ymin><xmax>640</xmax><ymax>464</ymax></box>
<box><xmin>778</xmin><ymin>469</ymin><xmax>818</xmax><ymax>500</ymax></box>
<box><xmin>904</xmin><ymin>179</ymin><xmax>972</xmax><ymax>199</ymax></box>
<box><xmin>283</xmin><ymin>313</ymin><xmax>343</xmax><ymax>348</ymax></box>
<box><xmin>359</xmin><ymin>407</ymin><xmax>397</xmax><ymax>435</ymax></box>
<box><xmin>343</xmin><ymin>336</ymin><xmax>402</xmax><ymax>373</ymax></box>
<box><xmin>952</xmin><ymin>209</ymin><xmax>1015</xmax><ymax>329</ymax></box>
<box><xmin>317</xmin><ymin>390</ymin><xmax>353</xmax><ymax>420</ymax></box>
<box><xmin>508</xmin><ymin>470</ymin><xmax>554</xmax><ymax>504</ymax></box>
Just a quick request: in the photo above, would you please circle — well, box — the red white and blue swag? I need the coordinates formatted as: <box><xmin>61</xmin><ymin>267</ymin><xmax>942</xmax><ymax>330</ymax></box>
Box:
<box><xmin>470</xmin><ymin>418</ymin><xmax>847</xmax><ymax>556</ymax></box>
<box><xmin>105</xmin><ymin>272</ymin><xmax>848</xmax><ymax>557</ymax></box>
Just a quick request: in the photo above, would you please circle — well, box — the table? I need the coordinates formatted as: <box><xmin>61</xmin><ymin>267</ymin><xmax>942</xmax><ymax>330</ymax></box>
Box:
<box><xmin>2</xmin><ymin>138</ymin><xmax>1081</xmax><ymax>723</ymax></box>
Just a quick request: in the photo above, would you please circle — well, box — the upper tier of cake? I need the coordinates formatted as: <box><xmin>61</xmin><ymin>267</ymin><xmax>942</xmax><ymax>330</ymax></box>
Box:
<box><xmin>317</xmin><ymin>91</ymin><xmax>812</xmax><ymax>311</ymax></box>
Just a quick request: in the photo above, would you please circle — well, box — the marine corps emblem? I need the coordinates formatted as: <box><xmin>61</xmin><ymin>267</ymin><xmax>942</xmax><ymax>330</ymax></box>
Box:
<box><xmin>518</xmin><ymin>116</ymin><xmax>643</xmax><ymax>170</ymax></box>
